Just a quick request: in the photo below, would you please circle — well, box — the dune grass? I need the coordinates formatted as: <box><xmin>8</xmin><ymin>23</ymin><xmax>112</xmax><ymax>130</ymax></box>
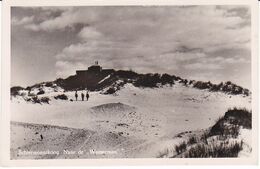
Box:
<box><xmin>184</xmin><ymin>141</ymin><xmax>243</xmax><ymax>158</ymax></box>
<box><xmin>158</xmin><ymin>108</ymin><xmax>251</xmax><ymax>158</ymax></box>
<box><xmin>209</xmin><ymin>107</ymin><xmax>251</xmax><ymax>138</ymax></box>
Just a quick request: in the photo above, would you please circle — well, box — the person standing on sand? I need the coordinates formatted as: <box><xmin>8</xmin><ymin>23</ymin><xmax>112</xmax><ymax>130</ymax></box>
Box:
<box><xmin>75</xmin><ymin>91</ymin><xmax>78</xmax><ymax>101</ymax></box>
<box><xmin>81</xmin><ymin>92</ymin><xmax>84</xmax><ymax>101</ymax></box>
<box><xmin>40</xmin><ymin>134</ymin><xmax>43</xmax><ymax>141</ymax></box>
<box><xmin>86</xmin><ymin>91</ymin><xmax>89</xmax><ymax>101</ymax></box>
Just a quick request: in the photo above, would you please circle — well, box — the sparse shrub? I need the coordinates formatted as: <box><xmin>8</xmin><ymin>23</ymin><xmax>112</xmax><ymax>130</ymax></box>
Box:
<box><xmin>189</xmin><ymin>80</ymin><xmax>195</xmax><ymax>85</ymax></box>
<box><xmin>32</xmin><ymin>96</ymin><xmax>41</xmax><ymax>104</ymax></box>
<box><xmin>31</xmin><ymin>83</ymin><xmax>44</xmax><ymax>89</ymax></box>
<box><xmin>45</xmin><ymin>82</ymin><xmax>53</xmax><ymax>87</ymax></box>
<box><xmin>37</xmin><ymin>90</ymin><xmax>45</xmax><ymax>95</ymax></box>
<box><xmin>115</xmin><ymin>70</ymin><xmax>138</xmax><ymax>79</ymax></box>
<box><xmin>40</xmin><ymin>97</ymin><xmax>50</xmax><ymax>104</ymax></box>
<box><xmin>193</xmin><ymin>81</ymin><xmax>212</xmax><ymax>90</ymax></box>
<box><xmin>54</xmin><ymin>94</ymin><xmax>68</xmax><ymax>100</ymax></box>
<box><xmin>175</xmin><ymin>141</ymin><xmax>187</xmax><ymax>154</ymax></box>
<box><xmin>210</xmin><ymin>83</ymin><xmax>221</xmax><ymax>92</ymax></box>
<box><xmin>180</xmin><ymin>79</ymin><xmax>188</xmax><ymax>86</ymax></box>
<box><xmin>226</xmin><ymin>81</ymin><xmax>232</xmax><ymax>85</ymax></box>
<box><xmin>243</xmin><ymin>89</ymin><xmax>250</xmax><ymax>96</ymax></box>
<box><xmin>232</xmin><ymin>86</ymin><xmax>243</xmax><ymax>95</ymax></box>
<box><xmin>11</xmin><ymin>86</ymin><xmax>24</xmax><ymax>96</ymax></box>
<box><xmin>25</xmin><ymin>86</ymin><xmax>32</xmax><ymax>91</ymax></box>
<box><xmin>174</xmin><ymin>76</ymin><xmax>182</xmax><ymax>81</ymax></box>
<box><xmin>28</xmin><ymin>92</ymin><xmax>36</xmax><ymax>97</ymax></box>
<box><xmin>134</xmin><ymin>73</ymin><xmax>161</xmax><ymax>88</ymax></box>
<box><xmin>25</xmin><ymin>98</ymin><xmax>32</xmax><ymax>102</ymax></box>
<box><xmin>220</xmin><ymin>81</ymin><xmax>248</xmax><ymax>95</ymax></box>
<box><xmin>191</xmin><ymin>80</ymin><xmax>250</xmax><ymax>96</ymax></box>
<box><xmin>161</xmin><ymin>73</ymin><xmax>174</xmax><ymax>85</ymax></box>
<box><xmin>104</xmin><ymin>87</ymin><xmax>116</xmax><ymax>94</ymax></box>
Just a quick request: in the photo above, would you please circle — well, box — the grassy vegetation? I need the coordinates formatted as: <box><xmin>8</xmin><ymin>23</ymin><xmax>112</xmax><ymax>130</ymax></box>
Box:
<box><xmin>11</xmin><ymin>68</ymin><xmax>250</xmax><ymax>97</ymax></box>
<box><xmin>159</xmin><ymin>108</ymin><xmax>251</xmax><ymax>158</ymax></box>
<box><xmin>37</xmin><ymin>90</ymin><xmax>45</xmax><ymax>95</ymax></box>
<box><xmin>209</xmin><ymin>108</ymin><xmax>251</xmax><ymax>137</ymax></box>
<box><xmin>193</xmin><ymin>81</ymin><xmax>250</xmax><ymax>96</ymax></box>
<box><xmin>186</xmin><ymin>108</ymin><xmax>250</xmax><ymax>157</ymax></box>
<box><xmin>187</xmin><ymin>136</ymin><xmax>197</xmax><ymax>145</ymax></box>
<box><xmin>175</xmin><ymin>141</ymin><xmax>187</xmax><ymax>155</ymax></box>
<box><xmin>184</xmin><ymin>141</ymin><xmax>243</xmax><ymax>158</ymax></box>
<box><xmin>40</xmin><ymin>97</ymin><xmax>50</xmax><ymax>104</ymax></box>
<box><xmin>104</xmin><ymin>87</ymin><xmax>116</xmax><ymax>94</ymax></box>
<box><xmin>25</xmin><ymin>96</ymin><xmax>50</xmax><ymax>104</ymax></box>
<box><xmin>224</xmin><ymin>108</ymin><xmax>252</xmax><ymax>129</ymax></box>
<box><xmin>10</xmin><ymin>86</ymin><xmax>24</xmax><ymax>96</ymax></box>
<box><xmin>54</xmin><ymin>94</ymin><xmax>68</xmax><ymax>100</ymax></box>
<box><xmin>157</xmin><ymin>147</ymin><xmax>173</xmax><ymax>158</ymax></box>
<box><xmin>200</xmin><ymin>132</ymin><xmax>209</xmax><ymax>145</ymax></box>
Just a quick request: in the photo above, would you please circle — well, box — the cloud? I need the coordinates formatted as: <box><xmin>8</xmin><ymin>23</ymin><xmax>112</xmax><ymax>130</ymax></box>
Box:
<box><xmin>160</xmin><ymin>51</ymin><xmax>206</xmax><ymax>62</ymax></box>
<box><xmin>184</xmin><ymin>62</ymin><xmax>223</xmax><ymax>70</ymax></box>
<box><xmin>12</xmin><ymin>6</ymin><xmax>251</xmax><ymax>88</ymax></box>
<box><xmin>12</xmin><ymin>16</ymin><xmax>34</xmax><ymax>26</ymax></box>
<box><xmin>55</xmin><ymin>60</ymin><xmax>86</xmax><ymax>77</ymax></box>
<box><xmin>24</xmin><ymin>7</ymin><xmax>98</xmax><ymax>32</ymax></box>
<box><xmin>183</xmin><ymin>53</ymin><xmax>250</xmax><ymax>71</ymax></box>
<box><xmin>22</xmin><ymin>6</ymin><xmax>251</xmax><ymax>53</ymax></box>
<box><xmin>78</xmin><ymin>27</ymin><xmax>102</xmax><ymax>41</ymax></box>
<box><xmin>213</xmin><ymin>55</ymin><xmax>250</xmax><ymax>64</ymax></box>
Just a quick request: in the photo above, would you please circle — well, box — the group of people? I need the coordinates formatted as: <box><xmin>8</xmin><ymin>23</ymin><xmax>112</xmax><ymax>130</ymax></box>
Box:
<box><xmin>75</xmin><ymin>90</ymin><xmax>90</xmax><ymax>101</ymax></box>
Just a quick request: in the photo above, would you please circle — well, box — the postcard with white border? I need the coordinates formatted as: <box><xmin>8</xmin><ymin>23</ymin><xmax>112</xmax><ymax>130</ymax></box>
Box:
<box><xmin>0</xmin><ymin>0</ymin><xmax>258</xmax><ymax>166</ymax></box>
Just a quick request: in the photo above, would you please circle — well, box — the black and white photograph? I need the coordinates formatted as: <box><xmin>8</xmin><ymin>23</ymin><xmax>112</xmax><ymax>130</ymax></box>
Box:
<box><xmin>1</xmin><ymin>0</ymin><xmax>258</xmax><ymax>165</ymax></box>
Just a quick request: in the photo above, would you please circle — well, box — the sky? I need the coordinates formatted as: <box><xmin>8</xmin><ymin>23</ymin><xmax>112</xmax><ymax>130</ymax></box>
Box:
<box><xmin>11</xmin><ymin>6</ymin><xmax>251</xmax><ymax>89</ymax></box>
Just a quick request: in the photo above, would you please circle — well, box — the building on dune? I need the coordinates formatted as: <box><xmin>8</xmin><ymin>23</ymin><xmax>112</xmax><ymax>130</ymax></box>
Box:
<box><xmin>76</xmin><ymin>61</ymin><xmax>114</xmax><ymax>76</ymax></box>
<box><xmin>74</xmin><ymin>61</ymin><xmax>115</xmax><ymax>90</ymax></box>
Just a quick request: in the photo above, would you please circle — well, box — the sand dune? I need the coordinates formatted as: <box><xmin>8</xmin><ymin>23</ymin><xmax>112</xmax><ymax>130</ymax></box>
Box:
<box><xmin>11</xmin><ymin>121</ymin><xmax>147</xmax><ymax>159</ymax></box>
<box><xmin>11</xmin><ymin>83</ymin><xmax>251</xmax><ymax>159</ymax></box>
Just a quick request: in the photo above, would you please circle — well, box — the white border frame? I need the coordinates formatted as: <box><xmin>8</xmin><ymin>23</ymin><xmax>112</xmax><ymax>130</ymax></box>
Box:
<box><xmin>1</xmin><ymin>0</ymin><xmax>258</xmax><ymax>166</ymax></box>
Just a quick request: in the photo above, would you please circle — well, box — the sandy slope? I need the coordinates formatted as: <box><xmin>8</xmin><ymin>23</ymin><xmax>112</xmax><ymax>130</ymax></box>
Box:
<box><xmin>11</xmin><ymin>83</ymin><xmax>251</xmax><ymax>159</ymax></box>
<box><xmin>11</xmin><ymin>121</ymin><xmax>145</xmax><ymax>159</ymax></box>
